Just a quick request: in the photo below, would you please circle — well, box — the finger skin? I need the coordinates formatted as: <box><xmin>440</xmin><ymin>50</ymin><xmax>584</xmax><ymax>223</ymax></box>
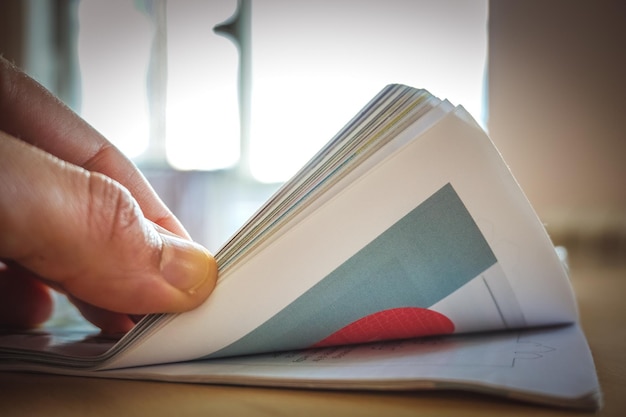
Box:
<box><xmin>0</xmin><ymin>133</ymin><xmax>217</xmax><ymax>319</ymax></box>
<box><xmin>0</xmin><ymin>56</ymin><xmax>186</xmax><ymax>237</ymax></box>
<box><xmin>0</xmin><ymin>265</ymin><xmax>53</xmax><ymax>329</ymax></box>
<box><xmin>0</xmin><ymin>262</ymin><xmax>134</xmax><ymax>333</ymax></box>
<box><xmin>0</xmin><ymin>58</ymin><xmax>219</xmax><ymax>331</ymax></box>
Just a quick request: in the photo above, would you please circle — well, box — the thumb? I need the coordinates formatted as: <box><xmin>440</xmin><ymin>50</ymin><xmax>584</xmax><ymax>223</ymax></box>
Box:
<box><xmin>0</xmin><ymin>132</ymin><xmax>217</xmax><ymax>317</ymax></box>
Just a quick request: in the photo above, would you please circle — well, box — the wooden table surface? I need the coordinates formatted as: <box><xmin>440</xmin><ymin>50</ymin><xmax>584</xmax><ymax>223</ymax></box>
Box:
<box><xmin>1</xmin><ymin>257</ymin><xmax>624</xmax><ymax>416</ymax></box>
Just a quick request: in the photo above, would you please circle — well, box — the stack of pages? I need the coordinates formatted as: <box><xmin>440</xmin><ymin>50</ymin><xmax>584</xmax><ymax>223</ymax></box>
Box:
<box><xmin>0</xmin><ymin>85</ymin><xmax>601</xmax><ymax>411</ymax></box>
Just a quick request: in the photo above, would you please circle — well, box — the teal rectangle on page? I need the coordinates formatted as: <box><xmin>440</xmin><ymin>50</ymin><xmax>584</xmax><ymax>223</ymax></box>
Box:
<box><xmin>206</xmin><ymin>183</ymin><xmax>497</xmax><ymax>358</ymax></box>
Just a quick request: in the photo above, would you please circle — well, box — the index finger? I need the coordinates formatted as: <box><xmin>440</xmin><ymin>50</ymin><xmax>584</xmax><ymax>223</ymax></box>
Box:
<box><xmin>0</xmin><ymin>56</ymin><xmax>188</xmax><ymax>237</ymax></box>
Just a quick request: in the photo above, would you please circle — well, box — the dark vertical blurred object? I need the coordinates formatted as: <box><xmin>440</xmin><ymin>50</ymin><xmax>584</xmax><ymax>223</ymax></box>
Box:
<box><xmin>0</xmin><ymin>0</ymin><xmax>81</xmax><ymax>111</ymax></box>
<box><xmin>488</xmin><ymin>0</ymin><xmax>626</xmax><ymax>265</ymax></box>
<box><xmin>0</xmin><ymin>1</ymin><xmax>27</xmax><ymax>66</ymax></box>
<box><xmin>214</xmin><ymin>0</ymin><xmax>251</xmax><ymax>177</ymax></box>
<box><xmin>142</xmin><ymin>0</ymin><xmax>169</xmax><ymax>167</ymax></box>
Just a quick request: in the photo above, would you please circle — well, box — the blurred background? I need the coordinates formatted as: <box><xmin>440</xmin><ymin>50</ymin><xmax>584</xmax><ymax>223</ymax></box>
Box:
<box><xmin>1</xmin><ymin>0</ymin><xmax>624</xmax><ymax>265</ymax></box>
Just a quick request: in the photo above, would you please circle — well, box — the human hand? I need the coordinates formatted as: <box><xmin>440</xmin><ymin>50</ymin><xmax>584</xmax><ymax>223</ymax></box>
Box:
<box><xmin>0</xmin><ymin>57</ymin><xmax>217</xmax><ymax>334</ymax></box>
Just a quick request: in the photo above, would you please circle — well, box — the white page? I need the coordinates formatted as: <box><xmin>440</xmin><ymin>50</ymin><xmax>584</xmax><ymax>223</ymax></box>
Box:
<box><xmin>105</xmin><ymin>108</ymin><xmax>576</xmax><ymax>369</ymax></box>
<box><xmin>97</xmin><ymin>324</ymin><xmax>600</xmax><ymax>410</ymax></box>
<box><xmin>215</xmin><ymin>88</ymin><xmax>442</xmax><ymax>274</ymax></box>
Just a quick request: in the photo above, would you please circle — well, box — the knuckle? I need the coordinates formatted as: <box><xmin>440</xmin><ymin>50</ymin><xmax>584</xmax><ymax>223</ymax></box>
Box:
<box><xmin>86</xmin><ymin>172</ymin><xmax>144</xmax><ymax>244</ymax></box>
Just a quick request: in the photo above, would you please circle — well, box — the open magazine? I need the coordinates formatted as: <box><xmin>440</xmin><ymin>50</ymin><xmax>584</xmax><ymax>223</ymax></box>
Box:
<box><xmin>0</xmin><ymin>85</ymin><xmax>601</xmax><ymax>410</ymax></box>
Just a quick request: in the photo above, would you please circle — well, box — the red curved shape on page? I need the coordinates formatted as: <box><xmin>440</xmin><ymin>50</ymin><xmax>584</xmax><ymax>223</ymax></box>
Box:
<box><xmin>312</xmin><ymin>307</ymin><xmax>455</xmax><ymax>348</ymax></box>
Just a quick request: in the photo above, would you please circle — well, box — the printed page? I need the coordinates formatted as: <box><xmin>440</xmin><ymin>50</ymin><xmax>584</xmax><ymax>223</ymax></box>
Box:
<box><xmin>215</xmin><ymin>87</ymin><xmax>439</xmax><ymax>274</ymax></box>
<box><xmin>105</xmin><ymin>108</ymin><xmax>577</xmax><ymax>369</ymax></box>
<box><xmin>100</xmin><ymin>324</ymin><xmax>600</xmax><ymax>410</ymax></box>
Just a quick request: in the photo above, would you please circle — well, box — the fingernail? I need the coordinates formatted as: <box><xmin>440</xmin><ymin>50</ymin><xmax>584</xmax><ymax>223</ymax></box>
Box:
<box><xmin>159</xmin><ymin>233</ymin><xmax>216</xmax><ymax>295</ymax></box>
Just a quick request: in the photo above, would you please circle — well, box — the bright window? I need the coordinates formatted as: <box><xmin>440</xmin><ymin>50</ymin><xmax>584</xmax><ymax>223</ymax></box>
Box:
<box><xmin>249</xmin><ymin>0</ymin><xmax>488</xmax><ymax>183</ymax></box>
<box><xmin>77</xmin><ymin>0</ymin><xmax>153</xmax><ymax>158</ymax></box>
<box><xmin>76</xmin><ymin>0</ymin><xmax>488</xmax><ymax>183</ymax></box>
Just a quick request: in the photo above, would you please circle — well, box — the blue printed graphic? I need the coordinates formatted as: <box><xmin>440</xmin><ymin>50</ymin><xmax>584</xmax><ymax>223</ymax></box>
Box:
<box><xmin>205</xmin><ymin>183</ymin><xmax>497</xmax><ymax>358</ymax></box>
